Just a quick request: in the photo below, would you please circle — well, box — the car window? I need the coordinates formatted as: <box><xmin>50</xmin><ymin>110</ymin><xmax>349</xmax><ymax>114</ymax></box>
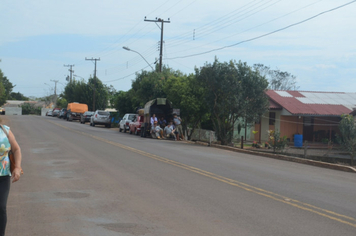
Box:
<box><xmin>98</xmin><ymin>111</ymin><xmax>109</xmax><ymax>115</ymax></box>
<box><xmin>128</xmin><ymin>115</ymin><xmax>136</xmax><ymax>120</ymax></box>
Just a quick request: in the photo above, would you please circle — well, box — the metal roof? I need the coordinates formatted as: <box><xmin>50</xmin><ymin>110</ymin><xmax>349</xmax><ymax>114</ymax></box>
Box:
<box><xmin>266</xmin><ymin>90</ymin><xmax>356</xmax><ymax>116</ymax></box>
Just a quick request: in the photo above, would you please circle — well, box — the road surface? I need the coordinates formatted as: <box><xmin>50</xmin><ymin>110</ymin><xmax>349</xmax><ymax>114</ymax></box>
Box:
<box><xmin>4</xmin><ymin>115</ymin><xmax>356</xmax><ymax>236</ymax></box>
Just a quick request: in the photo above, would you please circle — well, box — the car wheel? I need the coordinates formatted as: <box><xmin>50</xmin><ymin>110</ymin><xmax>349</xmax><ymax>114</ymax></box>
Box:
<box><xmin>135</xmin><ymin>129</ymin><xmax>138</xmax><ymax>135</ymax></box>
<box><xmin>119</xmin><ymin>125</ymin><xmax>123</xmax><ymax>132</ymax></box>
<box><xmin>123</xmin><ymin>127</ymin><xmax>127</xmax><ymax>133</ymax></box>
<box><xmin>92</xmin><ymin>122</ymin><xmax>95</xmax><ymax>127</ymax></box>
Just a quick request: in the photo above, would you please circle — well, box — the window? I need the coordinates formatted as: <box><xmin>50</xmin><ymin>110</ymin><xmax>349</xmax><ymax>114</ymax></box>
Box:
<box><xmin>269</xmin><ymin>112</ymin><xmax>276</xmax><ymax>125</ymax></box>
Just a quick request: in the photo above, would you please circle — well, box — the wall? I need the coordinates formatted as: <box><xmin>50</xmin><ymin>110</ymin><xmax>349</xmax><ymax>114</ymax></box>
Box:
<box><xmin>41</xmin><ymin>108</ymin><xmax>51</xmax><ymax>116</ymax></box>
<box><xmin>280</xmin><ymin>116</ymin><xmax>303</xmax><ymax>141</ymax></box>
<box><xmin>5</xmin><ymin>107</ymin><xmax>22</xmax><ymax>115</ymax></box>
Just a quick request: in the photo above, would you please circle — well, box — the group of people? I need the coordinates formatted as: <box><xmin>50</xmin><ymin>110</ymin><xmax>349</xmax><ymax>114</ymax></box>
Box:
<box><xmin>150</xmin><ymin>113</ymin><xmax>184</xmax><ymax>141</ymax></box>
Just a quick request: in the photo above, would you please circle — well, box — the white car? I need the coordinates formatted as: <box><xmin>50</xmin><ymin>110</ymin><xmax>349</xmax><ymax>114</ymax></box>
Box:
<box><xmin>119</xmin><ymin>113</ymin><xmax>136</xmax><ymax>133</ymax></box>
<box><xmin>47</xmin><ymin>110</ymin><xmax>53</xmax><ymax>116</ymax></box>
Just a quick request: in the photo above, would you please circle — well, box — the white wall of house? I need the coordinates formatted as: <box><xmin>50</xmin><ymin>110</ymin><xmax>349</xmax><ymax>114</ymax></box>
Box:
<box><xmin>5</xmin><ymin>107</ymin><xmax>22</xmax><ymax>115</ymax></box>
<box><xmin>259</xmin><ymin>110</ymin><xmax>282</xmax><ymax>142</ymax></box>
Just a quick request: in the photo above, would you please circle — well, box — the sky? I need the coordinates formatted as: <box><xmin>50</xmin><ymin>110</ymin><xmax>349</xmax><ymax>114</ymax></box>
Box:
<box><xmin>0</xmin><ymin>0</ymin><xmax>356</xmax><ymax>98</ymax></box>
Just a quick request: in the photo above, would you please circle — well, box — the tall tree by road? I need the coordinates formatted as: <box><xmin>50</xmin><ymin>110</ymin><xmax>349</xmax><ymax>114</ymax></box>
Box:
<box><xmin>253</xmin><ymin>64</ymin><xmax>299</xmax><ymax>90</ymax></box>
<box><xmin>62</xmin><ymin>77</ymin><xmax>108</xmax><ymax>111</ymax></box>
<box><xmin>338</xmin><ymin>114</ymin><xmax>356</xmax><ymax>166</ymax></box>
<box><xmin>196</xmin><ymin>59</ymin><xmax>269</xmax><ymax>145</ymax></box>
<box><xmin>0</xmin><ymin>69</ymin><xmax>15</xmax><ymax>106</ymax></box>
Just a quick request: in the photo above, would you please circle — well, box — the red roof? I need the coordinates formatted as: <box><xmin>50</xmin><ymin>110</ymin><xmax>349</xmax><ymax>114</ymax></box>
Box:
<box><xmin>266</xmin><ymin>90</ymin><xmax>356</xmax><ymax>116</ymax></box>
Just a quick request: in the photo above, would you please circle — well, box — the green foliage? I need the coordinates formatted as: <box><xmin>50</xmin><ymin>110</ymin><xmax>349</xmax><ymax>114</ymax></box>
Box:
<box><xmin>196</xmin><ymin>58</ymin><xmax>269</xmax><ymax>145</ymax></box>
<box><xmin>164</xmin><ymin>73</ymin><xmax>208</xmax><ymax>139</ymax></box>
<box><xmin>0</xmin><ymin>82</ymin><xmax>6</xmax><ymax>106</ymax></box>
<box><xmin>0</xmin><ymin>69</ymin><xmax>15</xmax><ymax>106</ymax></box>
<box><xmin>267</xmin><ymin>130</ymin><xmax>289</xmax><ymax>153</ymax></box>
<box><xmin>9</xmin><ymin>92</ymin><xmax>29</xmax><ymax>101</ymax></box>
<box><xmin>338</xmin><ymin>114</ymin><xmax>356</xmax><ymax>165</ymax></box>
<box><xmin>56</xmin><ymin>97</ymin><xmax>68</xmax><ymax>109</ymax></box>
<box><xmin>113</xmin><ymin>90</ymin><xmax>136</xmax><ymax>117</ymax></box>
<box><xmin>20</xmin><ymin>103</ymin><xmax>41</xmax><ymax>115</ymax></box>
<box><xmin>62</xmin><ymin>76</ymin><xmax>108</xmax><ymax>111</ymax></box>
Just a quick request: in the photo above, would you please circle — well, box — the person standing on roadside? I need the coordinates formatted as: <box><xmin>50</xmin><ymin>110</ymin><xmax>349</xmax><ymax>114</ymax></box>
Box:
<box><xmin>173</xmin><ymin>113</ymin><xmax>184</xmax><ymax>141</ymax></box>
<box><xmin>150</xmin><ymin>114</ymin><xmax>158</xmax><ymax>126</ymax></box>
<box><xmin>0</xmin><ymin>125</ymin><xmax>22</xmax><ymax>236</ymax></box>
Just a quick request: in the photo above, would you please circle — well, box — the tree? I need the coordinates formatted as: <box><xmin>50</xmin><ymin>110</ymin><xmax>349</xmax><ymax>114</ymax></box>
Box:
<box><xmin>338</xmin><ymin>114</ymin><xmax>356</xmax><ymax>166</ymax></box>
<box><xmin>253</xmin><ymin>64</ymin><xmax>299</xmax><ymax>90</ymax></box>
<box><xmin>0</xmin><ymin>69</ymin><xmax>15</xmax><ymax>106</ymax></box>
<box><xmin>62</xmin><ymin>77</ymin><xmax>108</xmax><ymax>111</ymax></box>
<box><xmin>56</xmin><ymin>97</ymin><xmax>68</xmax><ymax>109</ymax></box>
<box><xmin>196</xmin><ymin>58</ymin><xmax>269</xmax><ymax>145</ymax></box>
<box><xmin>164</xmin><ymin>73</ymin><xmax>208</xmax><ymax>140</ymax></box>
<box><xmin>9</xmin><ymin>92</ymin><xmax>29</xmax><ymax>101</ymax></box>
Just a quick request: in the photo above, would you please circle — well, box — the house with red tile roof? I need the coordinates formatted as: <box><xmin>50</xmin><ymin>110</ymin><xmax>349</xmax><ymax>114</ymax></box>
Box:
<box><xmin>254</xmin><ymin>90</ymin><xmax>356</xmax><ymax>144</ymax></box>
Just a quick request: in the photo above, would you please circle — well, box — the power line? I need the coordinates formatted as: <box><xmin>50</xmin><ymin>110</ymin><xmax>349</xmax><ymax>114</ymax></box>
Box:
<box><xmin>166</xmin><ymin>0</ymin><xmax>356</xmax><ymax>60</ymax></box>
<box><xmin>85</xmin><ymin>57</ymin><xmax>100</xmax><ymax>111</ymax></box>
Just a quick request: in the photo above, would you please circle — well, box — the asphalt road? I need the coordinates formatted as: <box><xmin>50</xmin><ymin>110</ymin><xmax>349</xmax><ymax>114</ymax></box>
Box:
<box><xmin>4</xmin><ymin>115</ymin><xmax>356</xmax><ymax>236</ymax></box>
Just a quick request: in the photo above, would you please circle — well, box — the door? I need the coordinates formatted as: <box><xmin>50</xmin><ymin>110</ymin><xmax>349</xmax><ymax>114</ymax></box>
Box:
<box><xmin>303</xmin><ymin>117</ymin><xmax>314</xmax><ymax>142</ymax></box>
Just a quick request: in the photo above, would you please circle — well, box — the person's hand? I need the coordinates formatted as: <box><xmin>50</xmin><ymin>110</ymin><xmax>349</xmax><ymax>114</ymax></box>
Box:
<box><xmin>11</xmin><ymin>167</ymin><xmax>22</xmax><ymax>183</ymax></box>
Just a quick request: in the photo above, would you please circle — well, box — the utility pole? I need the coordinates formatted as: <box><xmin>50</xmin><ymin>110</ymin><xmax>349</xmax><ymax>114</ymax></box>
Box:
<box><xmin>85</xmin><ymin>57</ymin><xmax>100</xmax><ymax>111</ymax></box>
<box><xmin>64</xmin><ymin>64</ymin><xmax>74</xmax><ymax>83</ymax></box>
<box><xmin>144</xmin><ymin>17</ymin><xmax>170</xmax><ymax>73</ymax></box>
<box><xmin>50</xmin><ymin>80</ymin><xmax>59</xmax><ymax>107</ymax></box>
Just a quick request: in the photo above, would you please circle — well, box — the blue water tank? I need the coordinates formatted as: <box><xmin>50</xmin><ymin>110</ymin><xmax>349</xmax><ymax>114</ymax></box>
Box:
<box><xmin>294</xmin><ymin>134</ymin><xmax>303</xmax><ymax>147</ymax></box>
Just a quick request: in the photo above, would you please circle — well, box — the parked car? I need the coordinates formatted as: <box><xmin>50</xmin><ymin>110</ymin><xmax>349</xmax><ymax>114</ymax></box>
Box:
<box><xmin>119</xmin><ymin>113</ymin><xmax>136</xmax><ymax>133</ymax></box>
<box><xmin>46</xmin><ymin>110</ymin><xmax>53</xmax><ymax>116</ymax></box>
<box><xmin>58</xmin><ymin>108</ymin><xmax>67</xmax><ymax>118</ymax></box>
<box><xmin>90</xmin><ymin>110</ymin><xmax>111</xmax><ymax>128</ymax></box>
<box><xmin>129</xmin><ymin>114</ymin><xmax>144</xmax><ymax>135</ymax></box>
<box><xmin>52</xmin><ymin>108</ymin><xmax>61</xmax><ymax>117</ymax></box>
<box><xmin>80</xmin><ymin>111</ymin><xmax>94</xmax><ymax>124</ymax></box>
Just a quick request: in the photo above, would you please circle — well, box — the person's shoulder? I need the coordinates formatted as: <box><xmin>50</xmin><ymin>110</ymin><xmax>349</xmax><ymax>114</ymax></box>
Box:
<box><xmin>1</xmin><ymin>125</ymin><xmax>10</xmax><ymax>131</ymax></box>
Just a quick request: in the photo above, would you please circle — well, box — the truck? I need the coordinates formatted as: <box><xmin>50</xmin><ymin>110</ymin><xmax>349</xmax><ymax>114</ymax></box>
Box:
<box><xmin>140</xmin><ymin>98</ymin><xmax>175</xmax><ymax>137</ymax></box>
<box><xmin>66</xmin><ymin>103</ymin><xmax>88</xmax><ymax>121</ymax></box>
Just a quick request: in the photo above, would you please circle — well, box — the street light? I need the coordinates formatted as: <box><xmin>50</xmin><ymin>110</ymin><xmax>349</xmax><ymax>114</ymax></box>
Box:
<box><xmin>123</xmin><ymin>46</ymin><xmax>154</xmax><ymax>71</ymax></box>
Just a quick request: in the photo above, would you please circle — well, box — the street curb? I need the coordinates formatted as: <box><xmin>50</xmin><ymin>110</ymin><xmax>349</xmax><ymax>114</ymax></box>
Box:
<box><xmin>186</xmin><ymin>140</ymin><xmax>356</xmax><ymax>173</ymax></box>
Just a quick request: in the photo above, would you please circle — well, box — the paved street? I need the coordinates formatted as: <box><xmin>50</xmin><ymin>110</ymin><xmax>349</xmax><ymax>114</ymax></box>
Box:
<box><xmin>4</xmin><ymin>115</ymin><xmax>356</xmax><ymax>236</ymax></box>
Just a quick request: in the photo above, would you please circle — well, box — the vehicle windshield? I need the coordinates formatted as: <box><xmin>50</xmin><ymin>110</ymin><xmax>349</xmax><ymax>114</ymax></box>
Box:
<box><xmin>128</xmin><ymin>115</ymin><xmax>136</xmax><ymax>120</ymax></box>
<box><xmin>86</xmin><ymin>112</ymin><xmax>94</xmax><ymax>115</ymax></box>
<box><xmin>98</xmin><ymin>111</ymin><xmax>110</xmax><ymax>115</ymax></box>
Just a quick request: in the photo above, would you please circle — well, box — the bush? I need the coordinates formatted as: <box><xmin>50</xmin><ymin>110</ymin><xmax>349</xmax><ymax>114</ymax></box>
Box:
<box><xmin>267</xmin><ymin>130</ymin><xmax>288</xmax><ymax>153</ymax></box>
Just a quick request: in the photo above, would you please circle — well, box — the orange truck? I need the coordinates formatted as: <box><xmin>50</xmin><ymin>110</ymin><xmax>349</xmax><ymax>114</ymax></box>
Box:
<box><xmin>66</xmin><ymin>103</ymin><xmax>88</xmax><ymax>121</ymax></box>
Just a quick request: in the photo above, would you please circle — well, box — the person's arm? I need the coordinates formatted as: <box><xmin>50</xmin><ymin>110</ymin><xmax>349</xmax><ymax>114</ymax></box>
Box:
<box><xmin>8</xmin><ymin>130</ymin><xmax>22</xmax><ymax>183</ymax></box>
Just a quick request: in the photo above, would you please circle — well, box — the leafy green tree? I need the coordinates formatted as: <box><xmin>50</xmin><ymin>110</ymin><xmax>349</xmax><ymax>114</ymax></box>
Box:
<box><xmin>338</xmin><ymin>114</ymin><xmax>356</xmax><ymax>166</ymax></box>
<box><xmin>164</xmin><ymin>73</ymin><xmax>208</xmax><ymax>139</ymax></box>
<box><xmin>113</xmin><ymin>90</ymin><xmax>136</xmax><ymax>116</ymax></box>
<box><xmin>56</xmin><ymin>97</ymin><xmax>68</xmax><ymax>109</ymax></box>
<box><xmin>196</xmin><ymin>58</ymin><xmax>269</xmax><ymax>145</ymax></box>
<box><xmin>0</xmin><ymin>82</ymin><xmax>6</xmax><ymax>106</ymax></box>
<box><xmin>63</xmin><ymin>76</ymin><xmax>108</xmax><ymax>111</ymax></box>
<box><xmin>9</xmin><ymin>92</ymin><xmax>29</xmax><ymax>101</ymax></box>
<box><xmin>0</xmin><ymin>69</ymin><xmax>15</xmax><ymax>105</ymax></box>
<box><xmin>253</xmin><ymin>64</ymin><xmax>299</xmax><ymax>90</ymax></box>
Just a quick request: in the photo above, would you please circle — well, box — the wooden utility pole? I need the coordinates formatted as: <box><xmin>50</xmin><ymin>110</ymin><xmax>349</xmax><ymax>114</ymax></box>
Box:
<box><xmin>85</xmin><ymin>58</ymin><xmax>100</xmax><ymax>111</ymax></box>
<box><xmin>144</xmin><ymin>17</ymin><xmax>170</xmax><ymax>72</ymax></box>
<box><xmin>50</xmin><ymin>80</ymin><xmax>59</xmax><ymax>106</ymax></box>
<box><xmin>64</xmin><ymin>64</ymin><xmax>74</xmax><ymax>83</ymax></box>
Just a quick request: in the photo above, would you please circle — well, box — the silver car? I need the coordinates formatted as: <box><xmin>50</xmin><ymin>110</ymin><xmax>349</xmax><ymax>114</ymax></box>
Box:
<box><xmin>90</xmin><ymin>110</ymin><xmax>111</xmax><ymax>128</ymax></box>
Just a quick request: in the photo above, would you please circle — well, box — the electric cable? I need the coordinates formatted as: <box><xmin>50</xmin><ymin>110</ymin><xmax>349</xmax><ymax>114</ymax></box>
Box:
<box><xmin>166</xmin><ymin>0</ymin><xmax>356</xmax><ymax>60</ymax></box>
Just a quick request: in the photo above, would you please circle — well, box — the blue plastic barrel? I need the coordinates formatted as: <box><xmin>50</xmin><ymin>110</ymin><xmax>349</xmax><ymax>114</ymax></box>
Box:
<box><xmin>294</xmin><ymin>134</ymin><xmax>303</xmax><ymax>147</ymax></box>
